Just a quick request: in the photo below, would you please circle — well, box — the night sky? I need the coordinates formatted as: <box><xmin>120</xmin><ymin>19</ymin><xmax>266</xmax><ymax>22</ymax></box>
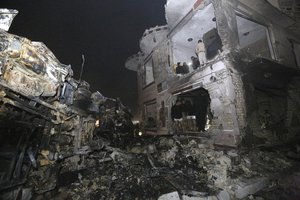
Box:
<box><xmin>0</xmin><ymin>0</ymin><xmax>167</xmax><ymax>111</ymax></box>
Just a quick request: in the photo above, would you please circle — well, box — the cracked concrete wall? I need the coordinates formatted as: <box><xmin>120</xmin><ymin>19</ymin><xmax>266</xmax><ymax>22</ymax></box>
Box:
<box><xmin>218</xmin><ymin>0</ymin><xmax>300</xmax><ymax>144</ymax></box>
<box><xmin>209</xmin><ymin>0</ymin><xmax>300</xmax><ymax>145</ymax></box>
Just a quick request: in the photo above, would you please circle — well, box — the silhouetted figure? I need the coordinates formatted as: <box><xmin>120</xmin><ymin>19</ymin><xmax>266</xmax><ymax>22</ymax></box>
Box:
<box><xmin>191</xmin><ymin>56</ymin><xmax>200</xmax><ymax>69</ymax></box>
<box><xmin>195</xmin><ymin>94</ymin><xmax>209</xmax><ymax>132</ymax></box>
<box><xmin>183</xmin><ymin>62</ymin><xmax>189</xmax><ymax>73</ymax></box>
<box><xmin>176</xmin><ymin>62</ymin><xmax>189</xmax><ymax>74</ymax></box>
<box><xmin>171</xmin><ymin>100</ymin><xmax>183</xmax><ymax>120</ymax></box>
<box><xmin>182</xmin><ymin>99</ymin><xmax>194</xmax><ymax>116</ymax></box>
<box><xmin>159</xmin><ymin>101</ymin><xmax>167</xmax><ymax>127</ymax></box>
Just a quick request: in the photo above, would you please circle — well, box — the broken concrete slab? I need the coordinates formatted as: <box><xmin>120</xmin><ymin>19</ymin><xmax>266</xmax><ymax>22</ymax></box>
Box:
<box><xmin>158</xmin><ymin>191</ymin><xmax>219</xmax><ymax>200</ymax></box>
<box><xmin>158</xmin><ymin>191</ymin><xmax>180</xmax><ymax>200</ymax></box>
<box><xmin>233</xmin><ymin>177</ymin><xmax>269</xmax><ymax>199</ymax></box>
<box><xmin>216</xmin><ymin>190</ymin><xmax>231</xmax><ymax>200</ymax></box>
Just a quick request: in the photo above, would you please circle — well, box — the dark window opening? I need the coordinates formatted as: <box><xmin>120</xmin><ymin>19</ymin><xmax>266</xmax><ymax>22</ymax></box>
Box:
<box><xmin>203</xmin><ymin>28</ymin><xmax>222</xmax><ymax>60</ymax></box>
<box><xmin>236</xmin><ymin>15</ymin><xmax>274</xmax><ymax>59</ymax></box>
<box><xmin>143</xmin><ymin>58</ymin><xmax>154</xmax><ymax>86</ymax></box>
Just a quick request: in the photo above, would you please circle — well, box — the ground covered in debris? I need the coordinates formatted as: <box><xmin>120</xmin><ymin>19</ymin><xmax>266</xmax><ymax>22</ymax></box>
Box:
<box><xmin>31</xmin><ymin>135</ymin><xmax>300</xmax><ymax>200</ymax></box>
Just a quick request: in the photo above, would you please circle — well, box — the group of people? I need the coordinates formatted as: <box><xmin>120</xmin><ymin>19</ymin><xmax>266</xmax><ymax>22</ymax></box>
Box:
<box><xmin>175</xmin><ymin>62</ymin><xmax>189</xmax><ymax>74</ymax></box>
<box><xmin>171</xmin><ymin>94</ymin><xmax>210</xmax><ymax>133</ymax></box>
<box><xmin>174</xmin><ymin>39</ymin><xmax>207</xmax><ymax>74</ymax></box>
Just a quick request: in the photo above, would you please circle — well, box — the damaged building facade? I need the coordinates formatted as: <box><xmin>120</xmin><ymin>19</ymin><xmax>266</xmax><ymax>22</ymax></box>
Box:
<box><xmin>125</xmin><ymin>0</ymin><xmax>300</xmax><ymax>147</ymax></box>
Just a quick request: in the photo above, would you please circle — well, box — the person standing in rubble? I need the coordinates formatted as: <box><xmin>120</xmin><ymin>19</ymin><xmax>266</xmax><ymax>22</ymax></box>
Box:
<box><xmin>182</xmin><ymin>99</ymin><xmax>193</xmax><ymax>116</ymax></box>
<box><xmin>159</xmin><ymin>101</ymin><xmax>167</xmax><ymax>128</ymax></box>
<box><xmin>195</xmin><ymin>93</ymin><xmax>210</xmax><ymax>132</ymax></box>
<box><xmin>171</xmin><ymin>99</ymin><xmax>183</xmax><ymax>120</ymax></box>
<box><xmin>195</xmin><ymin>39</ymin><xmax>206</xmax><ymax>66</ymax></box>
<box><xmin>171</xmin><ymin>99</ymin><xmax>183</xmax><ymax>134</ymax></box>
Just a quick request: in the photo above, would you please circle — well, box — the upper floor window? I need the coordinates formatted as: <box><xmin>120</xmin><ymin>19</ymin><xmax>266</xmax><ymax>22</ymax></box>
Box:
<box><xmin>170</xmin><ymin>3</ymin><xmax>219</xmax><ymax>74</ymax></box>
<box><xmin>144</xmin><ymin>58</ymin><xmax>154</xmax><ymax>86</ymax></box>
<box><xmin>236</xmin><ymin>15</ymin><xmax>274</xmax><ymax>59</ymax></box>
<box><xmin>203</xmin><ymin>28</ymin><xmax>222</xmax><ymax>60</ymax></box>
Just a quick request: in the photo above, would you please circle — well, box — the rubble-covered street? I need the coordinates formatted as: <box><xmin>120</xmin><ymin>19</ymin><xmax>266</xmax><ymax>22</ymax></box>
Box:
<box><xmin>24</xmin><ymin>135</ymin><xmax>300</xmax><ymax>200</ymax></box>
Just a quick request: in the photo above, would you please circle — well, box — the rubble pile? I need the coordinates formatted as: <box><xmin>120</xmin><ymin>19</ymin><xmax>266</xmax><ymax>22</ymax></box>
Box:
<box><xmin>45</xmin><ymin>137</ymin><xmax>211</xmax><ymax>199</ymax></box>
<box><xmin>57</xmin><ymin>152</ymin><xmax>169</xmax><ymax>200</ymax></box>
<box><xmin>28</xmin><ymin>135</ymin><xmax>300</xmax><ymax>200</ymax></box>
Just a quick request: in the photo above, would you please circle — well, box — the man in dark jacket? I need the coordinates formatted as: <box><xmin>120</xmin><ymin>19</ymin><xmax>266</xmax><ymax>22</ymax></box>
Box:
<box><xmin>171</xmin><ymin>99</ymin><xmax>183</xmax><ymax>120</ymax></box>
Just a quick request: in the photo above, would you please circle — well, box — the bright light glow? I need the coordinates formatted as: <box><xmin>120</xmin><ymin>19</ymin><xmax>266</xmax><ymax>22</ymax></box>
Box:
<box><xmin>132</xmin><ymin>120</ymin><xmax>140</xmax><ymax>125</ymax></box>
<box><xmin>95</xmin><ymin>120</ymin><xmax>100</xmax><ymax>127</ymax></box>
<box><xmin>138</xmin><ymin>131</ymin><xmax>143</xmax><ymax>136</ymax></box>
<box><xmin>204</xmin><ymin>115</ymin><xmax>211</xmax><ymax>131</ymax></box>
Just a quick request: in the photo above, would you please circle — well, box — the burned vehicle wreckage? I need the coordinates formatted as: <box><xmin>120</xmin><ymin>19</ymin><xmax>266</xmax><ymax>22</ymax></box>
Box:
<box><xmin>0</xmin><ymin>9</ymin><xmax>133</xmax><ymax>198</ymax></box>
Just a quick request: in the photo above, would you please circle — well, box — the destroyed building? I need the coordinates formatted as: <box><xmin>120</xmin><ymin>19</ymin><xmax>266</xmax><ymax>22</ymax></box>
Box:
<box><xmin>1</xmin><ymin>1</ymin><xmax>300</xmax><ymax>199</ymax></box>
<box><xmin>125</xmin><ymin>0</ymin><xmax>300</xmax><ymax>147</ymax></box>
